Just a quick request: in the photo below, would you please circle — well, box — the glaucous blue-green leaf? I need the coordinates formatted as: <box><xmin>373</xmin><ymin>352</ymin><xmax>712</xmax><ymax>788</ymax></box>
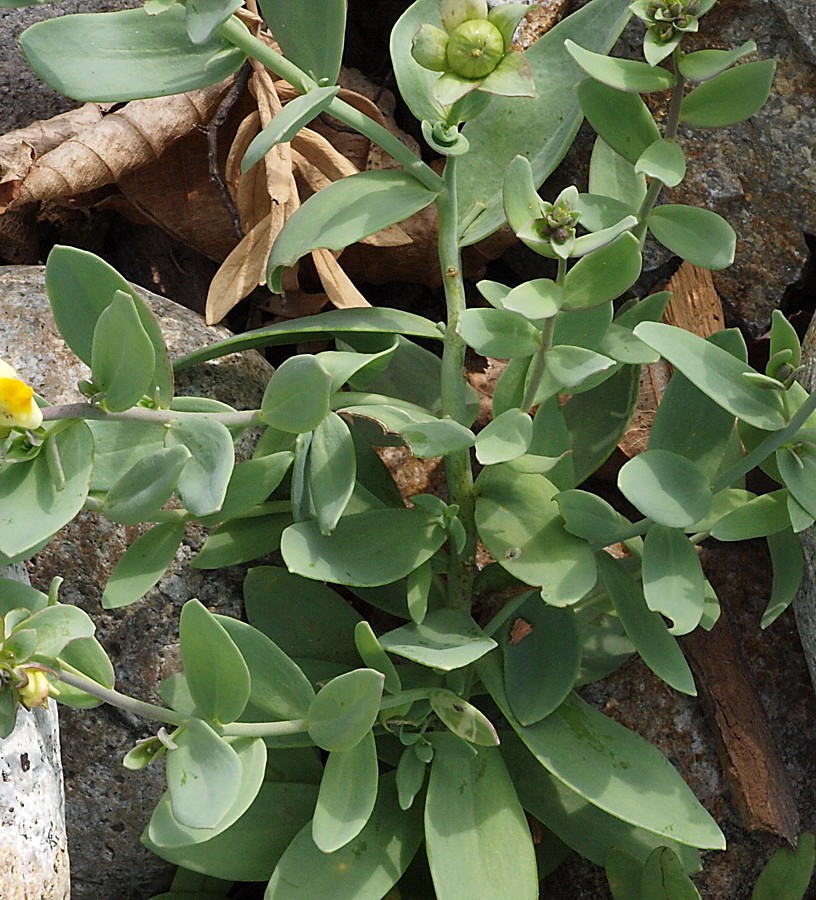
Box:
<box><xmin>46</xmin><ymin>246</ymin><xmax>173</xmax><ymax>403</ymax></box>
<box><xmin>243</xmin><ymin>89</ymin><xmax>340</xmax><ymax>171</ymax></box>
<box><xmin>267</xmin><ymin>171</ymin><xmax>438</xmax><ymax>292</ymax></box>
<box><xmin>354</xmin><ymin>622</ymin><xmax>401</xmax><ymax>695</ymax></box>
<box><xmin>91</xmin><ymin>291</ymin><xmax>155</xmax><ymax>411</ymax></box>
<box><xmin>145</xmin><ymin>780</ymin><xmax>318</xmax><ymax>883</ymax></box>
<box><xmin>638</xmin><ymin>323</ymin><xmax>786</xmax><ymax>431</ymax></box>
<box><xmin>614</xmin><ymin>290</ymin><xmax>672</xmax><ymax>329</ymax></box>
<box><xmin>501</xmin><ymin>591</ymin><xmax>581</xmax><ymax>724</ymax></box>
<box><xmin>503</xmin><ymin>733</ymin><xmax>701</xmax><ymax>872</ymax></box>
<box><xmin>244</xmin><ymin>567</ymin><xmax>362</xmax><ymax>668</ymax></box>
<box><xmin>87</xmin><ymin>421</ymin><xmax>165</xmax><ymax>492</ymax></box>
<box><xmin>599</xmin><ymin>323</ymin><xmax>660</xmax><ymax>365</ymax></box>
<box><xmin>4</xmin><ymin>629</ymin><xmax>37</xmax><ymax>663</ymax></box>
<box><xmin>577</xmin><ymin>192</ymin><xmax>639</xmax><ymax>232</ymax></box>
<box><xmin>502</xmin><ymin>154</ymin><xmax>542</xmax><ymax>237</ymax></box>
<box><xmin>770</xmin><ymin>308</ymin><xmax>802</xmax><ymax>368</ymax></box>
<box><xmin>166</xmin><ymin>719</ymin><xmax>242</xmax><ymax>830</ymax></box>
<box><xmin>787</xmin><ymin>493</ymin><xmax>815</xmax><ymax>534</ymax></box>
<box><xmin>565</xmin><ymin>40</ymin><xmax>676</xmax><ymax>92</ymax></box>
<box><xmin>589</xmin><ymin>138</ymin><xmax>646</xmax><ymax>210</ymax></box>
<box><xmin>266</xmin><ymin>773</ymin><xmax>423</xmax><ymax>899</ymax></box>
<box><xmin>635</xmin><ymin>138</ymin><xmax>686</xmax><ymax>187</ymax></box>
<box><xmin>175</xmin><ymin>308</ymin><xmax>443</xmax><ymax>371</ymax></box>
<box><xmin>53</xmin><ymin>635</ymin><xmax>116</xmax><ymax>708</ymax></box>
<box><xmin>15</xmin><ymin>604</ymin><xmax>95</xmax><ymax>658</ymax></box>
<box><xmin>257</xmin><ymin>0</ymin><xmax>345</xmax><ymax>84</ymax></box>
<box><xmin>282</xmin><ymin>509</ymin><xmax>447</xmax><ymax>587</ymax></box>
<box><xmin>307</xmin><ymin>412</ymin><xmax>356</xmax><ymax>535</ymax></box>
<box><xmin>619</xmin><ymin>449</ymin><xmax>705</xmax><ymax>528</ymax></box>
<box><xmin>185</xmin><ymin>0</ymin><xmax>243</xmax><ymax>44</ymax></box>
<box><xmin>598</xmin><ymin>552</ymin><xmax>696</xmax><ymax>695</ymax></box>
<box><xmin>396</xmin><ymin>746</ymin><xmax>427</xmax><ymax>811</ymax></box>
<box><xmin>406</xmin><ymin>561</ymin><xmax>432</xmax><ymax>625</ymax></box>
<box><xmin>379</xmin><ymin>609</ymin><xmax>497</xmax><ymax>671</ymax></box>
<box><xmin>180</xmin><ymin>599</ymin><xmax>250</xmax><ymax>724</ymax></box>
<box><xmin>198</xmin><ymin>452</ymin><xmax>293</xmax><ymax>526</ymax></box>
<box><xmin>0</xmin><ymin>423</ymin><xmax>93</xmax><ymax>558</ymax></box>
<box><xmin>479</xmin><ymin>655</ymin><xmax>723</xmax><ymax>849</ymax></box>
<box><xmin>647</xmin><ymin>205</ymin><xmax>735</xmax><ymax>270</ymax></box>
<box><xmin>528</xmin><ymin>397</ymin><xmax>575</xmax><ymax>490</ymax></box>
<box><xmin>20</xmin><ymin>7</ymin><xmax>246</xmax><ymax>102</ymax></box>
<box><xmin>102</xmin><ymin>445</ymin><xmax>190</xmax><ymax>525</ymax></box>
<box><xmin>476</xmin><ymin>465</ymin><xmax>596</xmax><ymax>604</ymax></box>
<box><xmin>458</xmin><ymin>308</ymin><xmax>542</xmax><ymax>358</ymax></box>
<box><xmin>778</xmin><ymin>448</ymin><xmax>816</xmax><ymax>518</ymax></box>
<box><xmin>556</xmin><ymin>490</ymin><xmax>629</xmax><ymax>545</ymax></box>
<box><xmin>261</xmin><ymin>355</ymin><xmax>332</xmax><ymax>434</ymax></box>
<box><xmin>577</xmin><ymin>78</ymin><xmax>661</xmax><ymax>165</ymax></box>
<box><xmin>678</xmin><ymin>41</ymin><xmax>757</xmax><ymax>81</ymax></box>
<box><xmin>606</xmin><ymin>848</ymin><xmax>645</xmax><ymax>899</ymax></box>
<box><xmin>313</xmin><ymin>731</ymin><xmax>378</xmax><ymax>853</ymax></box>
<box><xmin>165</xmin><ymin>418</ymin><xmax>234</xmax><ymax>518</ymax></box>
<box><xmin>680</xmin><ymin>60</ymin><xmax>776</xmax><ymax>128</ymax></box>
<box><xmin>215</xmin><ymin>616</ymin><xmax>315</xmax><ymax>720</ymax></box>
<box><xmin>0</xmin><ymin>579</ymin><xmax>47</xmax><ymax>617</ymax></box>
<box><xmin>502</xmin><ymin>279</ymin><xmax>564</xmax><ymax>320</ymax></box>
<box><xmin>710</xmin><ymin>491</ymin><xmax>788</xmax><ymax>541</ymax></box>
<box><xmin>563</xmin><ymin>233</ymin><xmax>642</xmax><ymax>309</ymax></box>
<box><xmin>148</xmin><ymin>736</ymin><xmax>266</xmax><ymax>848</ymax></box>
<box><xmin>456</xmin><ymin>0</ymin><xmax>632</xmax><ymax>244</ymax></box>
<box><xmin>642</xmin><ymin>525</ymin><xmax>705</xmax><ymax>636</ymax></box>
<box><xmin>191</xmin><ymin>514</ymin><xmax>290</xmax><ymax>569</ymax></box>
<box><xmin>429</xmin><ymin>690</ymin><xmax>500</xmax><ymax>746</ymax></box>
<box><xmin>307</xmin><ymin>668</ymin><xmax>384</xmax><ymax>752</ymax></box>
<box><xmin>475</xmin><ymin>408</ymin><xmax>533</xmax><ymax>464</ymax></box>
<box><xmin>752</xmin><ymin>832</ymin><xmax>815</xmax><ymax>900</ymax></box>
<box><xmin>425</xmin><ymin>734</ymin><xmax>537</xmax><ymax>900</ymax></box>
<box><xmin>641</xmin><ymin>846</ymin><xmax>702</xmax><ymax>899</ymax></box>
<box><xmin>763</xmin><ymin>528</ymin><xmax>804</xmax><ymax>629</ymax></box>
<box><xmin>546</xmin><ymin>345</ymin><xmax>616</xmax><ymax>391</ymax></box>
<box><xmin>317</xmin><ymin>338</ymin><xmax>399</xmax><ymax>394</ymax></box>
<box><xmin>102</xmin><ymin>522</ymin><xmax>186</xmax><ymax>610</ymax></box>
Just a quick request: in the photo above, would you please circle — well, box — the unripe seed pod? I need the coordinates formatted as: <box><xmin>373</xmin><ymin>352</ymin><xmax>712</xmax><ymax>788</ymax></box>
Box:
<box><xmin>412</xmin><ymin>24</ymin><xmax>450</xmax><ymax>71</ymax></box>
<box><xmin>446</xmin><ymin>20</ymin><xmax>505</xmax><ymax>79</ymax></box>
<box><xmin>440</xmin><ymin>0</ymin><xmax>489</xmax><ymax>33</ymax></box>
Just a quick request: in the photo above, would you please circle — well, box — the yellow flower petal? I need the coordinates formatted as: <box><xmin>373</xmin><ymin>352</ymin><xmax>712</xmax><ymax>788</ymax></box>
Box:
<box><xmin>0</xmin><ymin>376</ymin><xmax>43</xmax><ymax>430</ymax></box>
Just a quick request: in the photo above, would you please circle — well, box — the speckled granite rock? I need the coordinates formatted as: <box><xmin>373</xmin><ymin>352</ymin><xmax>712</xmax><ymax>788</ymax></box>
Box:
<box><xmin>0</xmin><ymin>265</ymin><xmax>273</xmax><ymax>899</ymax></box>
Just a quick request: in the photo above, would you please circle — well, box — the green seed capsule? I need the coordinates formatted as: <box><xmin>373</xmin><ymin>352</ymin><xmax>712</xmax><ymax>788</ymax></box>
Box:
<box><xmin>412</xmin><ymin>24</ymin><xmax>450</xmax><ymax>72</ymax></box>
<box><xmin>446</xmin><ymin>19</ymin><xmax>505</xmax><ymax>80</ymax></box>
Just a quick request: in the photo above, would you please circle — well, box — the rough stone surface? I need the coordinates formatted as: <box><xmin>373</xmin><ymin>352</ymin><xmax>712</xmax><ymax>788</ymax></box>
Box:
<box><xmin>0</xmin><ymin>265</ymin><xmax>273</xmax><ymax>899</ymax></box>
<box><xmin>0</xmin><ymin>564</ymin><xmax>70</xmax><ymax>900</ymax></box>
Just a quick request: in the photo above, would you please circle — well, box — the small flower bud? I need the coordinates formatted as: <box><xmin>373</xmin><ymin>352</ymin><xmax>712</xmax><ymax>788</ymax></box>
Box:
<box><xmin>17</xmin><ymin>668</ymin><xmax>55</xmax><ymax>710</ymax></box>
<box><xmin>446</xmin><ymin>19</ymin><xmax>506</xmax><ymax>79</ymax></box>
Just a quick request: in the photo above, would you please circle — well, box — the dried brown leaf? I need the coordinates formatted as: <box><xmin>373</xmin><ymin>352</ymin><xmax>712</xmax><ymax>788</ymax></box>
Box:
<box><xmin>249</xmin><ymin>66</ymin><xmax>292</xmax><ymax>206</ymax></box>
<box><xmin>312</xmin><ymin>248</ymin><xmax>370</xmax><ymax>309</ymax></box>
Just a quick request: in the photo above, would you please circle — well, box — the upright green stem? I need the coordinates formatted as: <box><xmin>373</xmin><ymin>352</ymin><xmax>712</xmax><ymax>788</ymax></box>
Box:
<box><xmin>217</xmin><ymin>17</ymin><xmax>442</xmax><ymax>193</ymax></box>
<box><xmin>520</xmin><ymin>257</ymin><xmax>566</xmax><ymax>413</ymax></box>
<box><xmin>437</xmin><ymin>157</ymin><xmax>477</xmax><ymax>610</ymax></box>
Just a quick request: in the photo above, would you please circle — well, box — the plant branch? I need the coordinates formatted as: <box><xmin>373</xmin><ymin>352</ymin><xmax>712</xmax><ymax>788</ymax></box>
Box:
<box><xmin>222</xmin><ymin>719</ymin><xmax>309</xmax><ymax>737</ymax></box>
<box><xmin>41</xmin><ymin>403</ymin><xmax>261</xmax><ymax>429</ymax></box>
<box><xmin>58</xmin><ymin>670</ymin><xmax>186</xmax><ymax>727</ymax></box>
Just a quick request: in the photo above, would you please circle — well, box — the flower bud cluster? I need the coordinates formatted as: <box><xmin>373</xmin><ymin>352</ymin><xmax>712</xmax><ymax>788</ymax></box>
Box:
<box><xmin>633</xmin><ymin>0</ymin><xmax>700</xmax><ymax>42</ymax></box>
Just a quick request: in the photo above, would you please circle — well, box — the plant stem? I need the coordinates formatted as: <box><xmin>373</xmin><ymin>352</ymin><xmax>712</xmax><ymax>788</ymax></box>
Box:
<box><xmin>222</xmin><ymin>719</ymin><xmax>308</xmax><ymax>737</ymax></box>
<box><xmin>633</xmin><ymin>52</ymin><xmax>685</xmax><ymax>243</ymax></box>
<box><xmin>437</xmin><ymin>157</ymin><xmax>477</xmax><ymax>611</ymax></box>
<box><xmin>217</xmin><ymin>17</ymin><xmax>442</xmax><ymax>193</ymax></box>
<box><xmin>41</xmin><ymin>403</ymin><xmax>261</xmax><ymax>429</ymax></box>
<box><xmin>380</xmin><ymin>689</ymin><xmax>433</xmax><ymax>711</ymax></box>
<box><xmin>520</xmin><ymin>258</ymin><xmax>565</xmax><ymax>413</ymax></box>
<box><xmin>58</xmin><ymin>670</ymin><xmax>186</xmax><ymax>727</ymax></box>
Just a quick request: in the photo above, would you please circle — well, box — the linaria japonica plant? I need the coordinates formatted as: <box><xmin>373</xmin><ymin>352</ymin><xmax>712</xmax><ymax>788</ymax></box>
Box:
<box><xmin>0</xmin><ymin>0</ymin><xmax>814</xmax><ymax>896</ymax></box>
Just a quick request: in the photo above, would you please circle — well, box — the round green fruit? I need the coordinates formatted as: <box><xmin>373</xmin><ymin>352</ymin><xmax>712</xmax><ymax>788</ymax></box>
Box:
<box><xmin>446</xmin><ymin>20</ymin><xmax>505</xmax><ymax>80</ymax></box>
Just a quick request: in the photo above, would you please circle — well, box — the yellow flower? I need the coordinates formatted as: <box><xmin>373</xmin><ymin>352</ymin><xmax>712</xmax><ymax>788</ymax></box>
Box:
<box><xmin>17</xmin><ymin>667</ymin><xmax>56</xmax><ymax>710</ymax></box>
<box><xmin>0</xmin><ymin>360</ymin><xmax>43</xmax><ymax>431</ymax></box>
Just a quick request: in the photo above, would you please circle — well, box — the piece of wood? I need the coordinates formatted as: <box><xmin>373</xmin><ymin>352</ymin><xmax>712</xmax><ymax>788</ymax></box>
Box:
<box><xmin>664</xmin><ymin>262</ymin><xmax>725</xmax><ymax>337</ymax></box>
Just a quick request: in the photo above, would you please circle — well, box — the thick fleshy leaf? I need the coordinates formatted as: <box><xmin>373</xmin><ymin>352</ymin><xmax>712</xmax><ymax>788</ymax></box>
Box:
<box><xmin>458</xmin><ymin>308</ymin><xmax>542</xmax><ymax>358</ymax></box>
<box><xmin>185</xmin><ymin>0</ymin><xmax>243</xmax><ymax>44</ymax></box>
<box><xmin>475</xmin><ymin>409</ymin><xmax>533</xmax><ymax>464</ymax></box>
<box><xmin>710</xmin><ymin>491</ymin><xmax>788</xmax><ymax>541</ymax></box>
<box><xmin>636</xmin><ymin>323</ymin><xmax>786</xmax><ymax>431</ymax></box>
<box><xmin>307</xmin><ymin>412</ymin><xmax>356</xmax><ymax>535</ymax></box>
<box><xmin>198</xmin><ymin>452</ymin><xmax>293</xmax><ymax>526</ymax></box>
<box><xmin>147</xmin><ymin>737</ymin><xmax>266</xmax><ymax>848</ymax></box>
<box><xmin>501</xmin><ymin>591</ymin><xmax>581</xmax><ymax>724</ymax></box>
<box><xmin>546</xmin><ymin>345</ymin><xmax>616</xmax><ymax>390</ymax></box>
<box><xmin>282</xmin><ymin>509</ymin><xmax>447</xmax><ymax>587</ymax></box>
<box><xmin>577</xmin><ymin>78</ymin><xmax>661</xmax><ymax>165</ymax></box>
<box><xmin>598</xmin><ymin>552</ymin><xmax>696</xmax><ymax>695</ymax></box>
<box><xmin>563</xmin><ymin>233</ymin><xmax>642</xmax><ymax>309</ymax></box>
<box><xmin>642</xmin><ymin>525</ymin><xmax>705</xmax><ymax>635</ymax></box>
<box><xmin>165</xmin><ymin>418</ymin><xmax>235</xmax><ymax>518</ymax></box>
<box><xmin>396</xmin><ymin>746</ymin><xmax>427</xmax><ymax>811</ymax></box>
<box><xmin>166</xmin><ymin>719</ymin><xmax>242</xmax><ymax>830</ymax></box>
<box><xmin>475</xmin><ymin>465</ymin><xmax>597</xmax><ymax>604</ymax></box>
<box><xmin>53</xmin><ymin>635</ymin><xmax>116</xmax><ymax>708</ymax></box>
<box><xmin>267</xmin><ymin>171</ymin><xmax>438</xmax><ymax>292</ymax></box>
<box><xmin>680</xmin><ymin>59</ymin><xmax>776</xmax><ymax>128</ymax></box>
<box><xmin>647</xmin><ymin>205</ymin><xmax>736</xmax><ymax>270</ymax></box>
<box><xmin>678</xmin><ymin>41</ymin><xmax>757</xmax><ymax>82</ymax></box>
<box><xmin>479</xmin><ymin>655</ymin><xmax>723</xmax><ymax>849</ymax></box>
<box><xmin>102</xmin><ymin>445</ymin><xmax>190</xmax><ymax>525</ymax></box>
<box><xmin>566</xmin><ymin>40</ymin><xmax>676</xmax><ymax>92</ymax></box>
<box><xmin>191</xmin><ymin>514</ymin><xmax>290</xmax><ymax>569</ymax></box>
<box><xmin>502</xmin><ymin>154</ymin><xmax>542</xmax><ymax>236</ymax></box>
<box><xmin>379</xmin><ymin>609</ymin><xmax>497</xmax><ymax>671</ymax></box>
<box><xmin>0</xmin><ymin>423</ymin><xmax>93</xmax><ymax>558</ymax></box>
<box><xmin>354</xmin><ymin>621</ymin><xmax>401</xmax><ymax>694</ymax></box>
<box><xmin>261</xmin><ymin>356</ymin><xmax>332</xmax><ymax>434</ymax></box>
<box><xmin>556</xmin><ymin>490</ymin><xmax>629</xmax><ymax>545</ymax></box>
<box><xmin>14</xmin><ymin>604</ymin><xmax>95</xmax><ymax>658</ymax></box>
<box><xmin>641</xmin><ymin>846</ymin><xmax>701</xmax><ymax>899</ymax></box>
<box><xmin>752</xmin><ymin>832</ymin><xmax>815</xmax><ymax>900</ymax></box>
<box><xmin>307</xmin><ymin>668</ymin><xmax>384</xmax><ymax>752</ymax></box>
<box><xmin>425</xmin><ymin>735</ymin><xmax>538</xmax><ymax>900</ymax></box>
<box><xmin>588</xmin><ymin>138</ymin><xmax>646</xmax><ymax>210</ymax></box>
<box><xmin>635</xmin><ymin>138</ymin><xmax>686</xmax><ymax>187</ymax></box>
<box><xmin>502</xmin><ymin>279</ymin><xmax>563</xmax><ymax>320</ymax></box>
<box><xmin>91</xmin><ymin>291</ymin><xmax>155</xmax><ymax>411</ymax></box>
<box><xmin>102</xmin><ymin>522</ymin><xmax>186</xmax><ymax>610</ymax></box>
<box><xmin>266</xmin><ymin>773</ymin><xmax>423</xmax><ymax>899</ymax></box>
<box><xmin>258</xmin><ymin>0</ymin><xmax>345</xmax><ymax>84</ymax></box>
<box><xmin>20</xmin><ymin>7</ymin><xmax>245</xmax><ymax>102</ymax></box>
<box><xmin>242</xmin><ymin>87</ymin><xmax>340</xmax><ymax>172</ymax></box>
<box><xmin>429</xmin><ymin>690</ymin><xmax>500</xmax><ymax>746</ymax></box>
<box><xmin>180</xmin><ymin>599</ymin><xmax>251</xmax><ymax>724</ymax></box>
<box><xmin>762</xmin><ymin>528</ymin><xmax>804</xmax><ymax>629</ymax></box>
<box><xmin>778</xmin><ymin>448</ymin><xmax>816</xmax><ymax>518</ymax></box>
<box><xmin>313</xmin><ymin>731</ymin><xmax>378</xmax><ymax>853</ymax></box>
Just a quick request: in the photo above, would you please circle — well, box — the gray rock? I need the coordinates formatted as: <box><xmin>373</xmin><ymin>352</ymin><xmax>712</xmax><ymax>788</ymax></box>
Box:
<box><xmin>0</xmin><ymin>265</ymin><xmax>273</xmax><ymax>899</ymax></box>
